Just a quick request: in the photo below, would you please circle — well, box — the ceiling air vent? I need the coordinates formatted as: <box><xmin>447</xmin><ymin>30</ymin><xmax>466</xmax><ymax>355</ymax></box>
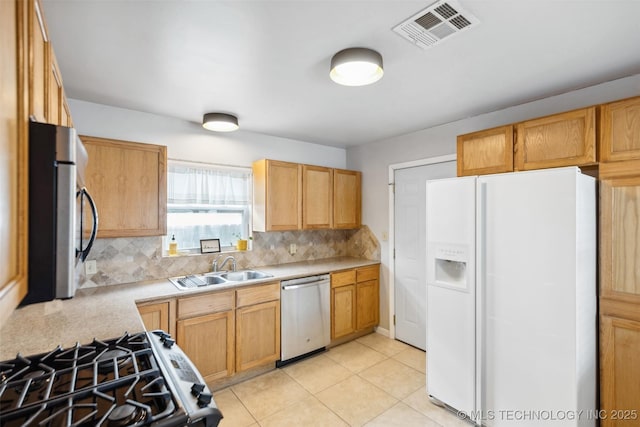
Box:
<box><xmin>393</xmin><ymin>0</ymin><xmax>479</xmax><ymax>50</ymax></box>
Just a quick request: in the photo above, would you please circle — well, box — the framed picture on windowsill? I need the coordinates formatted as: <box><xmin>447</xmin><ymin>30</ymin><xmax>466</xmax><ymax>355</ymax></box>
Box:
<box><xmin>200</xmin><ymin>238</ymin><xmax>221</xmax><ymax>254</ymax></box>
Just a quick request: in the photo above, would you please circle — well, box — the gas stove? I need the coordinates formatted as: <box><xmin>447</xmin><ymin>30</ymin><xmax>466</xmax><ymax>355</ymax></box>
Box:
<box><xmin>0</xmin><ymin>331</ymin><xmax>222</xmax><ymax>426</ymax></box>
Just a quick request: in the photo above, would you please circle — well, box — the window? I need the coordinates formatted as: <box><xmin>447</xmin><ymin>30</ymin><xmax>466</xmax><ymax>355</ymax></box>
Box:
<box><xmin>164</xmin><ymin>161</ymin><xmax>252</xmax><ymax>253</ymax></box>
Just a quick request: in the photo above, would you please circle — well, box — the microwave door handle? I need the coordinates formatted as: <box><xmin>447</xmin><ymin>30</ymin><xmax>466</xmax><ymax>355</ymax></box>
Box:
<box><xmin>77</xmin><ymin>187</ymin><xmax>99</xmax><ymax>261</ymax></box>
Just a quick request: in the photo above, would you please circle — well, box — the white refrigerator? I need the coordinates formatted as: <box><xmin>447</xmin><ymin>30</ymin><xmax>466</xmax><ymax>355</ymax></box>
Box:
<box><xmin>425</xmin><ymin>167</ymin><xmax>596</xmax><ymax>426</ymax></box>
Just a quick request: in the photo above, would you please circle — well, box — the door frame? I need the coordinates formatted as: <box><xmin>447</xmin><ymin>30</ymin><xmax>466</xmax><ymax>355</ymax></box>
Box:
<box><xmin>387</xmin><ymin>154</ymin><xmax>456</xmax><ymax>340</ymax></box>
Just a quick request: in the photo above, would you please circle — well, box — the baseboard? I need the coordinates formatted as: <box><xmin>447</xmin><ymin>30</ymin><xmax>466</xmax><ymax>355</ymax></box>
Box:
<box><xmin>374</xmin><ymin>326</ymin><xmax>390</xmax><ymax>337</ymax></box>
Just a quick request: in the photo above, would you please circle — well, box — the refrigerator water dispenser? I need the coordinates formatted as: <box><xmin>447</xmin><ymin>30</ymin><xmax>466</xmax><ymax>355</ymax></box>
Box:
<box><xmin>432</xmin><ymin>245</ymin><xmax>468</xmax><ymax>290</ymax></box>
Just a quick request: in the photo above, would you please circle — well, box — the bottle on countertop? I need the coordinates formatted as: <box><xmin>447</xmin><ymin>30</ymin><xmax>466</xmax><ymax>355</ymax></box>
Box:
<box><xmin>169</xmin><ymin>234</ymin><xmax>178</xmax><ymax>255</ymax></box>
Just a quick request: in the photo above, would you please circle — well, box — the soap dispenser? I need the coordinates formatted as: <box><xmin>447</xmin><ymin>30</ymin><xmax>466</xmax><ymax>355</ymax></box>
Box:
<box><xmin>169</xmin><ymin>234</ymin><xmax>178</xmax><ymax>255</ymax></box>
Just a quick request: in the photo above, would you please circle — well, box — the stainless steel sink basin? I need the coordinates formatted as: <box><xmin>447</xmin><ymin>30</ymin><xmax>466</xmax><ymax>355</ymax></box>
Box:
<box><xmin>170</xmin><ymin>270</ymin><xmax>272</xmax><ymax>290</ymax></box>
<box><xmin>218</xmin><ymin>270</ymin><xmax>272</xmax><ymax>282</ymax></box>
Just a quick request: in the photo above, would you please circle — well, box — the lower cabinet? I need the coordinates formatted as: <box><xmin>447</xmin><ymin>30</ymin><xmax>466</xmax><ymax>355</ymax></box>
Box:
<box><xmin>177</xmin><ymin>311</ymin><xmax>235</xmax><ymax>381</ymax></box>
<box><xmin>600</xmin><ymin>312</ymin><xmax>640</xmax><ymax>427</ymax></box>
<box><xmin>332</xmin><ymin>284</ymin><xmax>356</xmax><ymax>339</ymax></box>
<box><xmin>136</xmin><ymin>300</ymin><xmax>174</xmax><ymax>336</ymax></box>
<box><xmin>175</xmin><ymin>291</ymin><xmax>235</xmax><ymax>382</ymax></box>
<box><xmin>331</xmin><ymin>264</ymin><xmax>380</xmax><ymax>341</ymax></box>
<box><xmin>235</xmin><ymin>282</ymin><xmax>281</xmax><ymax>372</ymax></box>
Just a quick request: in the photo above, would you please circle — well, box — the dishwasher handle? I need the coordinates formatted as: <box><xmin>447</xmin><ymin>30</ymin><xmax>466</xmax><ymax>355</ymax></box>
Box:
<box><xmin>282</xmin><ymin>280</ymin><xmax>328</xmax><ymax>291</ymax></box>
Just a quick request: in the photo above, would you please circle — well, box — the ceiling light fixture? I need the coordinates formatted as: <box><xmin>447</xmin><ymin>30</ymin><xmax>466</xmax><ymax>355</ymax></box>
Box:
<box><xmin>202</xmin><ymin>113</ymin><xmax>239</xmax><ymax>132</ymax></box>
<box><xmin>330</xmin><ymin>47</ymin><xmax>384</xmax><ymax>86</ymax></box>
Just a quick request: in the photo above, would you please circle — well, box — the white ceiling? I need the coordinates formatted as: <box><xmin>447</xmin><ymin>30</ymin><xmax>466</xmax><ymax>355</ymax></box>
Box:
<box><xmin>42</xmin><ymin>0</ymin><xmax>640</xmax><ymax>148</ymax></box>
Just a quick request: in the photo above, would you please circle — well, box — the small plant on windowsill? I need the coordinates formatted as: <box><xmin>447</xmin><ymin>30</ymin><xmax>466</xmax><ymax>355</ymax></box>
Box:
<box><xmin>233</xmin><ymin>233</ymin><xmax>248</xmax><ymax>251</ymax></box>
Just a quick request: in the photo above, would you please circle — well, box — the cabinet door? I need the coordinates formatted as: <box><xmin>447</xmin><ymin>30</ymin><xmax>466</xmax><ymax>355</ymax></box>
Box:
<box><xmin>177</xmin><ymin>311</ymin><xmax>234</xmax><ymax>381</ymax></box>
<box><xmin>0</xmin><ymin>0</ymin><xmax>29</xmax><ymax>327</ymax></box>
<box><xmin>515</xmin><ymin>107</ymin><xmax>596</xmax><ymax>170</ymax></box>
<box><xmin>601</xmin><ymin>96</ymin><xmax>640</xmax><ymax>163</ymax></box>
<box><xmin>331</xmin><ymin>284</ymin><xmax>356</xmax><ymax>339</ymax></box>
<box><xmin>600</xmin><ymin>173</ymin><xmax>640</xmax><ymax>303</ymax></box>
<box><xmin>253</xmin><ymin>159</ymin><xmax>301</xmax><ymax>231</ymax></box>
<box><xmin>28</xmin><ymin>0</ymin><xmax>47</xmax><ymax>123</ymax></box>
<box><xmin>356</xmin><ymin>279</ymin><xmax>379</xmax><ymax>330</ymax></box>
<box><xmin>137</xmin><ymin>301</ymin><xmax>170</xmax><ymax>332</ymax></box>
<box><xmin>236</xmin><ymin>300</ymin><xmax>280</xmax><ymax>372</ymax></box>
<box><xmin>333</xmin><ymin>169</ymin><xmax>361</xmax><ymax>229</ymax></box>
<box><xmin>47</xmin><ymin>46</ymin><xmax>63</xmax><ymax>125</ymax></box>
<box><xmin>82</xmin><ymin>136</ymin><xmax>167</xmax><ymax>237</ymax></box>
<box><xmin>302</xmin><ymin>165</ymin><xmax>332</xmax><ymax>229</ymax></box>
<box><xmin>457</xmin><ymin>125</ymin><xmax>514</xmax><ymax>177</ymax></box>
<box><xmin>600</xmin><ymin>314</ymin><xmax>640</xmax><ymax>427</ymax></box>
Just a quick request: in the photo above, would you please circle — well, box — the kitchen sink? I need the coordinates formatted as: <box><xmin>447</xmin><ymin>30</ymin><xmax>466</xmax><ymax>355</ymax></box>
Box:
<box><xmin>170</xmin><ymin>270</ymin><xmax>273</xmax><ymax>290</ymax></box>
<box><xmin>218</xmin><ymin>270</ymin><xmax>272</xmax><ymax>282</ymax></box>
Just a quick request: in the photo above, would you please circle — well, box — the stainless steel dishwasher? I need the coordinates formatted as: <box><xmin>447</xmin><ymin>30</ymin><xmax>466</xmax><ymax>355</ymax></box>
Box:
<box><xmin>278</xmin><ymin>274</ymin><xmax>331</xmax><ymax>366</ymax></box>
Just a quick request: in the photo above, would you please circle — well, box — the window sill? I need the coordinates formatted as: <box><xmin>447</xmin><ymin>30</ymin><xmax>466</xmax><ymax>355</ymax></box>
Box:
<box><xmin>162</xmin><ymin>247</ymin><xmax>252</xmax><ymax>258</ymax></box>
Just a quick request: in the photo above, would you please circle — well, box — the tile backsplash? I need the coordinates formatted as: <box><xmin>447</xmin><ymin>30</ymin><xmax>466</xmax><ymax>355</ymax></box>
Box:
<box><xmin>79</xmin><ymin>226</ymin><xmax>380</xmax><ymax>288</ymax></box>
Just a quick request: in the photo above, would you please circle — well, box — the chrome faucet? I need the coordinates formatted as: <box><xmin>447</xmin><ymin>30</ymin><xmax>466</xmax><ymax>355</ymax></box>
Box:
<box><xmin>212</xmin><ymin>255</ymin><xmax>236</xmax><ymax>272</ymax></box>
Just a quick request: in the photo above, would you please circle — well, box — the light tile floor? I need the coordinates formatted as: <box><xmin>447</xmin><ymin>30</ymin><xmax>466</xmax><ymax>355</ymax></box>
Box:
<box><xmin>213</xmin><ymin>332</ymin><xmax>470</xmax><ymax>427</ymax></box>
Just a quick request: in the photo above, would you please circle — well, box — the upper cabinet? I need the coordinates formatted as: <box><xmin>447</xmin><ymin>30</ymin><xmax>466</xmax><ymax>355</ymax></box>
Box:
<box><xmin>515</xmin><ymin>107</ymin><xmax>596</xmax><ymax>171</ymax></box>
<box><xmin>29</xmin><ymin>0</ymin><xmax>47</xmax><ymax>123</ymax></box>
<box><xmin>82</xmin><ymin>136</ymin><xmax>167</xmax><ymax>238</ymax></box>
<box><xmin>302</xmin><ymin>165</ymin><xmax>333</xmax><ymax>229</ymax></box>
<box><xmin>457</xmin><ymin>107</ymin><xmax>598</xmax><ymax>176</ymax></box>
<box><xmin>457</xmin><ymin>125</ymin><xmax>514</xmax><ymax>177</ymax></box>
<box><xmin>333</xmin><ymin>169</ymin><xmax>361</xmax><ymax>229</ymax></box>
<box><xmin>253</xmin><ymin>159</ymin><xmax>302</xmax><ymax>232</ymax></box>
<box><xmin>600</xmin><ymin>96</ymin><xmax>640</xmax><ymax>163</ymax></box>
<box><xmin>253</xmin><ymin>159</ymin><xmax>362</xmax><ymax>232</ymax></box>
<box><xmin>27</xmin><ymin>0</ymin><xmax>72</xmax><ymax>127</ymax></box>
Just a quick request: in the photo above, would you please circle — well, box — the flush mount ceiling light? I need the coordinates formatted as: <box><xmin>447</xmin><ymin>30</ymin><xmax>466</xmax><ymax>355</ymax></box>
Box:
<box><xmin>330</xmin><ymin>47</ymin><xmax>384</xmax><ymax>86</ymax></box>
<box><xmin>202</xmin><ymin>113</ymin><xmax>239</xmax><ymax>132</ymax></box>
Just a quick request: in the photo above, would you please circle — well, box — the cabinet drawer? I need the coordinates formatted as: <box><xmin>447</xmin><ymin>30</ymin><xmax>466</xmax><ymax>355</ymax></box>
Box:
<box><xmin>236</xmin><ymin>282</ymin><xmax>280</xmax><ymax>308</ymax></box>
<box><xmin>332</xmin><ymin>270</ymin><xmax>356</xmax><ymax>288</ymax></box>
<box><xmin>178</xmin><ymin>291</ymin><xmax>234</xmax><ymax>319</ymax></box>
<box><xmin>357</xmin><ymin>265</ymin><xmax>379</xmax><ymax>283</ymax></box>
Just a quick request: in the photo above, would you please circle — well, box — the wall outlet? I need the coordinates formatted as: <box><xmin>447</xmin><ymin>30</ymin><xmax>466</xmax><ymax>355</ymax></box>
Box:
<box><xmin>289</xmin><ymin>243</ymin><xmax>297</xmax><ymax>255</ymax></box>
<box><xmin>85</xmin><ymin>260</ymin><xmax>97</xmax><ymax>275</ymax></box>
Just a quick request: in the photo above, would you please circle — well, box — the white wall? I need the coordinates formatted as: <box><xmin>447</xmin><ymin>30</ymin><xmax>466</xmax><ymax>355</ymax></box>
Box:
<box><xmin>68</xmin><ymin>99</ymin><xmax>347</xmax><ymax>168</ymax></box>
<box><xmin>347</xmin><ymin>73</ymin><xmax>640</xmax><ymax>330</ymax></box>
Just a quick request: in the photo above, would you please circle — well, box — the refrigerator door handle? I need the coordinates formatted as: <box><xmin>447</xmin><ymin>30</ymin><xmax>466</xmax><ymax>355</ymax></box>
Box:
<box><xmin>475</xmin><ymin>180</ymin><xmax>486</xmax><ymax>422</ymax></box>
<box><xmin>77</xmin><ymin>187</ymin><xmax>99</xmax><ymax>262</ymax></box>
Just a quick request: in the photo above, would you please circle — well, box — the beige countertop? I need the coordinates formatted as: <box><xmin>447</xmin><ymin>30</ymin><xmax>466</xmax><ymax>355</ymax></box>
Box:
<box><xmin>0</xmin><ymin>256</ymin><xmax>378</xmax><ymax>360</ymax></box>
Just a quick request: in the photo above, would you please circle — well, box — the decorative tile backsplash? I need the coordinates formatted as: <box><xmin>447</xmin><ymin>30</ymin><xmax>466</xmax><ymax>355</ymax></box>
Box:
<box><xmin>78</xmin><ymin>226</ymin><xmax>380</xmax><ymax>287</ymax></box>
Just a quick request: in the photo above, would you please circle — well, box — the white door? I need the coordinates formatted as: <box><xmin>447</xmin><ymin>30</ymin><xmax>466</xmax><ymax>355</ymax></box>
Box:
<box><xmin>394</xmin><ymin>160</ymin><xmax>456</xmax><ymax>349</ymax></box>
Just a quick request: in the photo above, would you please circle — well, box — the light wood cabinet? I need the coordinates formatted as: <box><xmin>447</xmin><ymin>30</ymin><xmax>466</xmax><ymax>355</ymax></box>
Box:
<box><xmin>235</xmin><ymin>283</ymin><xmax>280</xmax><ymax>372</ymax></box>
<box><xmin>137</xmin><ymin>300</ymin><xmax>175</xmax><ymax>335</ymax></box>
<box><xmin>601</xmin><ymin>96</ymin><xmax>640</xmax><ymax>163</ymax></box>
<box><xmin>457</xmin><ymin>125</ymin><xmax>514</xmax><ymax>176</ymax></box>
<box><xmin>82</xmin><ymin>136</ymin><xmax>167</xmax><ymax>237</ymax></box>
<box><xmin>253</xmin><ymin>159</ymin><xmax>302</xmax><ymax>232</ymax></box>
<box><xmin>515</xmin><ymin>107</ymin><xmax>596</xmax><ymax>170</ymax></box>
<box><xmin>333</xmin><ymin>169</ymin><xmax>361</xmax><ymax>229</ymax></box>
<box><xmin>332</xmin><ymin>284</ymin><xmax>356</xmax><ymax>339</ymax></box>
<box><xmin>177</xmin><ymin>310</ymin><xmax>235</xmax><ymax>381</ymax></box>
<box><xmin>47</xmin><ymin>47</ymin><xmax>63</xmax><ymax>125</ymax></box>
<box><xmin>331</xmin><ymin>265</ymin><xmax>380</xmax><ymax>340</ymax></box>
<box><xmin>253</xmin><ymin>159</ymin><xmax>363</xmax><ymax>231</ymax></box>
<box><xmin>600</xmin><ymin>314</ymin><xmax>640</xmax><ymax>427</ymax></box>
<box><xmin>302</xmin><ymin>164</ymin><xmax>333</xmax><ymax>229</ymax></box>
<box><xmin>0</xmin><ymin>0</ymin><xmax>29</xmax><ymax>328</ymax></box>
<box><xmin>176</xmin><ymin>290</ymin><xmax>235</xmax><ymax>382</ymax></box>
<box><xmin>28</xmin><ymin>0</ymin><xmax>47</xmax><ymax>123</ymax></box>
<box><xmin>599</xmin><ymin>161</ymin><xmax>640</xmax><ymax>423</ymax></box>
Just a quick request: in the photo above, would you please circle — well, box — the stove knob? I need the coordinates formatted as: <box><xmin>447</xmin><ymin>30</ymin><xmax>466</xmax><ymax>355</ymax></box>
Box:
<box><xmin>160</xmin><ymin>332</ymin><xmax>171</xmax><ymax>342</ymax></box>
<box><xmin>191</xmin><ymin>383</ymin><xmax>205</xmax><ymax>397</ymax></box>
<box><xmin>163</xmin><ymin>338</ymin><xmax>175</xmax><ymax>348</ymax></box>
<box><xmin>197</xmin><ymin>392</ymin><xmax>212</xmax><ymax>408</ymax></box>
